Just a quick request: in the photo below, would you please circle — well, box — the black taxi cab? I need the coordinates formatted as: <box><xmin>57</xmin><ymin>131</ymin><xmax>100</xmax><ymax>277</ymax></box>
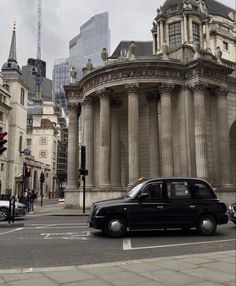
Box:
<box><xmin>88</xmin><ymin>177</ymin><xmax>228</xmax><ymax>237</ymax></box>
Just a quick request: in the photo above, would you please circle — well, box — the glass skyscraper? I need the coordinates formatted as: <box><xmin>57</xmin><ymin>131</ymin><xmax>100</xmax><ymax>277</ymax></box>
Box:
<box><xmin>52</xmin><ymin>59</ymin><xmax>71</xmax><ymax>114</ymax></box>
<box><xmin>69</xmin><ymin>11</ymin><xmax>110</xmax><ymax>79</ymax></box>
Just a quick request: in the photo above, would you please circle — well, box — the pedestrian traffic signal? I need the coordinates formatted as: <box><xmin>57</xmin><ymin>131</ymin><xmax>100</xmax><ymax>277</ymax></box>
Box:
<box><xmin>0</xmin><ymin>132</ymin><xmax>7</xmax><ymax>154</ymax></box>
<box><xmin>81</xmin><ymin>145</ymin><xmax>86</xmax><ymax>170</ymax></box>
<box><xmin>25</xmin><ymin>167</ymin><xmax>31</xmax><ymax>177</ymax></box>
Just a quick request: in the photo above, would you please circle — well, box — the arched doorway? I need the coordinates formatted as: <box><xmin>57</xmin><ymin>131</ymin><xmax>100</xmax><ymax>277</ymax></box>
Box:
<box><xmin>230</xmin><ymin>121</ymin><xmax>236</xmax><ymax>185</ymax></box>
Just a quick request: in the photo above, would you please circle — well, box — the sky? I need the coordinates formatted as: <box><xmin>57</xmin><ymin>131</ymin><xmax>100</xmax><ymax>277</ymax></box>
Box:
<box><xmin>0</xmin><ymin>0</ymin><xmax>235</xmax><ymax>79</ymax></box>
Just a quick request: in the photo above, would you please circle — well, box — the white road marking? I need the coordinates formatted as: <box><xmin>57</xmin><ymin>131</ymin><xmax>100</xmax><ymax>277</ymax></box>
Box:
<box><xmin>36</xmin><ymin>224</ymin><xmax>57</xmax><ymax>229</ymax></box>
<box><xmin>0</xmin><ymin>228</ymin><xmax>23</xmax><ymax>236</ymax></box>
<box><xmin>41</xmin><ymin>231</ymin><xmax>91</xmax><ymax>240</ymax></box>
<box><xmin>123</xmin><ymin>238</ymin><xmax>132</xmax><ymax>250</ymax></box>
<box><xmin>123</xmin><ymin>238</ymin><xmax>236</xmax><ymax>251</ymax></box>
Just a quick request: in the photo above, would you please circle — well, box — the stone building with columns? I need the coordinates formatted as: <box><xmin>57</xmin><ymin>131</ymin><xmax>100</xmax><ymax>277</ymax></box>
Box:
<box><xmin>64</xmin><ymin>0</ymin><xmax>236</xmax><ymax>208</ymax></box>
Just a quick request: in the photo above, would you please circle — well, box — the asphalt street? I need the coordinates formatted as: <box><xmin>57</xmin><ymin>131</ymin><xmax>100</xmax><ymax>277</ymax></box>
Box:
<box><xmin>0</xmin><ymin>214</ymin><xmax>235</xmax><ymax>270</ymax></box>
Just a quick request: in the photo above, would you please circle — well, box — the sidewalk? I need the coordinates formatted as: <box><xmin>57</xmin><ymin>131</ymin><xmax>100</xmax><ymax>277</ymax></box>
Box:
<box><xmin>0</xmin><ymin>250</ymin><xmax>235</xmax><ymax>286</ymax></box>
<box><xmin>32</xmin><ymin>200</ymin><xmax>89</xmax><ymax>216</ymax></box>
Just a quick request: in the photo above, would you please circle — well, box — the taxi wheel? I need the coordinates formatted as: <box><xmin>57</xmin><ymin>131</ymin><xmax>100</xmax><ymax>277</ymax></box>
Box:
<box><xmin>104</xmin><ymin>216</ymin><xmax>127</xmax><ymax>238</ymax></box>
<box><xmin>197</xmin><ymin>215</ymin><xmax>217</xmax><ymax>236</ymax></box>
<box><xmin>0</xmin><ymin>207</ymin><xmax>9</xmax><ymax>221</ymax></box>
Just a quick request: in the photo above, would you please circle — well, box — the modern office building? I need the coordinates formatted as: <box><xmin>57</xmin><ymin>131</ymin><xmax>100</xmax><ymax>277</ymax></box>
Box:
<box><xmin>22</xmin><ymin>58</ymin><xmax>52</xmax><ymax>102</ymax></box>
<box><xmin>64</xmin><ymin>0</ymin><xmax>236</xmax><ymax>208</ymax></box>
<box><xmin>52</xmin><ymin>59</ymin><xmax>71</xmax><ymax>114</ymax></box>
<box><xmin>69</xmin><ymin>12</ymin><xmax>110</xmax><ymax>79</ymax></box>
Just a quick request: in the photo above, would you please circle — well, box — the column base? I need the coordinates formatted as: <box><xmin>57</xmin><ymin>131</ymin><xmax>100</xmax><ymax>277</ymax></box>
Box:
<box><xmin>78</xmin><ymin>186</ymin><xmax>126</xmax><ymax>208</ymax></box>
<box><xmin>214</xmin><ymin>184</ymin><xmax>236</xmax><ymax>206</ymax></box>
<box><xmin>64</xmin><ymin>187</ymin><xmax>80</xmax><ymax>209</ymax></box>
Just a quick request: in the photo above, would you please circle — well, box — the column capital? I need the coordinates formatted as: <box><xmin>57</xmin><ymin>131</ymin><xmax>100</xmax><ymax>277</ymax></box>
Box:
<box><xmin>190</xmin><ymin>81</ymin><xmax>208</xmax><ymax>93</ymax></box>
<box><xmin>125</xmin><ymin>83</ymin><xmax>139</xmax><ymax>94</ymax></box>
<box><xmin>67</xmin><ymin>102</ymin><xmax>81</xmax><ymax>116</ymax></box>
<box><xmin>83</xmin><ymin>96</ymin><xmax>94</xmax><ymax>106</ymax></box>
<box><xmin>159</xmin><ymin>83</ymin><xmax>174</xmax><ymax>95</ymax></box>
<box><xmin>215</xmin><ymin>87</ymin><xmax>229</xmax><ymax>97</ymax></box>
<box><xmin>96</xmin><ymin>88</ymin><xmax>111</xmax><ymax>99</ymax></box>
<box><xmin>110</xmin><ymin>97</ymin><xmax>121</xmax><ymax>109</ymax></box>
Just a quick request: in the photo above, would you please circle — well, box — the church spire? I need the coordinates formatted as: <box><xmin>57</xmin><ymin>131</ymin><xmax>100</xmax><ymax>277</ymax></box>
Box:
<box><xmin>8</xmin><ymin>21</ymin><xmax>17</xmax><ymax>62</ymax></box>
<box><xmin>1</xmin><ymin>22</ymin><xmax>22</xmax><ymax>74</ymax></box>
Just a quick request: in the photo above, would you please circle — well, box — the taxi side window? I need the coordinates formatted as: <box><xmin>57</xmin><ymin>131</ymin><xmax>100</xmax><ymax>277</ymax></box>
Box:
<box><xmin>167</xmin><ymin>181</ymin><xmax>191</xmax><ymax>198</ymax></box>
<box><xmin>192</xmin><ymin>183</ymin><xmax>214</xmax><ymax>199</ymax></box>
<box><xmin>142</xmin><ymin>182</ymin><xmax>163</xmax><ymax>200</ymax></box>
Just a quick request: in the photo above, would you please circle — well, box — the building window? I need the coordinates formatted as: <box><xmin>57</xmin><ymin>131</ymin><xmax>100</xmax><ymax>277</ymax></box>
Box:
<box><xmin>20</xmin><ymin>88</ymin><xmax>25</xmax><ymax>105</ymax></box>
<box><xmin>223</xmin><ymin>41</ymin><xmax>229</xmax><ymax>51</ymax></box>
<box><xmin>192</xmin><ymin>23</ymin><xmax>200</xmax><ymax>42</ymax></box>
<box><xmin>19</xmin><ymin>135</ymin><xmax>23</xmax><ymax>152</ymax></box>
<box><xmin>40</xmin><ymin>137</ymin><xmax>47</xmax><ymax>144</ymax></box>
<box><xmin>27</xmin><ymin>139</ymin><xmax>32</xmax><ymax>146</ymax></box>
<box><xmin>0</xmin><ymin>112</ymin><xmax>4</xmax><ymax>122</ymax></box>
<box><xmin>169</xmin><ymin>22</ymin><xmax>182</xmax><ymax>47</ymax></box>
<box><xmin>40</xmin><ymin>150</ymin><xmax>47</xmax><ymax>158</ymax></box>
<box><xmin>1</xmin><ymin>163</ymin><xmax>4</xmax><ymax>171</ymax></box>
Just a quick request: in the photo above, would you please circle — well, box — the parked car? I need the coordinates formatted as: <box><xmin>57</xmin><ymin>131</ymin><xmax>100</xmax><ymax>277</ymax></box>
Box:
<box><xmin>228</xmin><ymin>203</ymin><xmax>236</xmax><ymax>225</ymax></box>
<box><xmin>0</xmin><ymin>200</ymin><xmax>26</xmax><ymax>221</ymax></box>
<box><xmin>88</xmin><ymin>177</ymin><xmax>229</xmax><ymax>237</ymax></box>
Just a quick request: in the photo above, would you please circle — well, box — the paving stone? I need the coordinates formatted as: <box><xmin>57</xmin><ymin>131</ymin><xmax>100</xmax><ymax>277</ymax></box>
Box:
<box><xmin>224</xmin><ymin>280</ymin><xmax>236</xmax><ymax>286</ymax></box>
<box><xmin>61</xmin><ymin>278</ymin><xmax>112</xmax><ymax>286</ymax></box>
<box><xmin>143</xmin><ymin>269</ymin><xmax>201</xmax><ymax>285</ymax></box>
<box><xmin>0</xmin><ymin>278</ymin><xmax>5</xmax><ymax>284</ymax></box>
<box><xmin>83</xmin><ymin>265</ymin><xmax>124</xmax><ymax>275</ymax></box>
<box><xmin>98</xmin><ymin>271</ymin><xmax>150</xmax><ymax>285</ymax></box>
<box><xmin>120</xmin><ymin>261</ymin><xmax>163</xmax><ymax>273</ymax></box>
<box><xmin>43</xmin><ymin>269</ymin><xmax>95</xmax><ymax>284</ymax></box>
<box><xmin>159</xmin><ymin>260</ymin><xmax>197</xmax><ymax>271</ymax></box>
<box><xmin>190</xmin><ymin>282</ymin><xmax>224</xmax><ymax>286</ymax></box>
<box><xmin>202</xmin><ymin>261</ymin><xmax>236</xmax><ymax>274</ymax></box>
<box><xmin>2</xmin><ymin>272</ymin><xmax>43</xmax><ymax>282</ymax></box>
<box><xmin>7</xmin><ymin>277</ymin><xmax>59</xmax><ymax>286</ymax></box>
<box><xmin>183</xmin><ymin>267</ymin><xmax>235</xmax><ymax>283</ymax></box>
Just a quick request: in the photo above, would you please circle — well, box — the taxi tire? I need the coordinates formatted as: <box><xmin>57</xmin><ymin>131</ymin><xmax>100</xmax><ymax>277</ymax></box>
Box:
<box><xmin>104</xmin><ymin>216</ymin><xmax>127</xmax><ymax>238</ymax></box>
<box><xmin>197</xmin><ymin>214</ymin><xmax>217</xmax><ymax>236</ymax></box>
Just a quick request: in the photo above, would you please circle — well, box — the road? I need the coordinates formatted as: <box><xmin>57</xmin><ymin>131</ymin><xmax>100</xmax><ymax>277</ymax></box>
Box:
<box><xmin>0</xmin><ymin>215</ymin><xmax>235</xmax><ymax>270</ymax></box>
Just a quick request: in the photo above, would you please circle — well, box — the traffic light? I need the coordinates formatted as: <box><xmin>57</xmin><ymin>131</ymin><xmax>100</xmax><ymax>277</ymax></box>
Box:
<box><xmin>81</xmin><ymin>145</ymin><xmax>86</xmax><ymax>170</ymax></box>
<box><xmin>0</xmin><ymin>132</ymin><xmax>7</xmax><ymax>154</ymax></box>
<box><xmin>25</xmin><ymin>167</ymin><xmax>31</xmax><ymax>177</ymax></box>
<box><xmin>40</xmin><ymin>172</ymin><xmax>45</xmax><ymax>183</ymax></box>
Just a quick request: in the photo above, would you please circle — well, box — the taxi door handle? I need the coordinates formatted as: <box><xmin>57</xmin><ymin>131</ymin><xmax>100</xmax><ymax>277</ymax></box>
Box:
<box><xmin>156</xmin><ymin>205</ymin><xmax>164</xmax><ymax>209</ymax></box>
<box><xmin>189</xmin><ymin>205</ymin><xmax>196</xmax><ymax>208</ymax></box>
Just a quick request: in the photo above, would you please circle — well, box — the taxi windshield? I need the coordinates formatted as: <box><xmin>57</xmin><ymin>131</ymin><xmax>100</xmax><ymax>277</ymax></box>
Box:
<box><xmin>124</xmin><ymin>181</ymin><xmax>146</xmax><ymax>199</ymax></box>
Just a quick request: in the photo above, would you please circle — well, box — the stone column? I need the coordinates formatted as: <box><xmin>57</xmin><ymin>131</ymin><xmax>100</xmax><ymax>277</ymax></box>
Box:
<box><xmin>192</xmin><ymin>81</ymin><xmax>208</xmax><ymax>180</ymax></box>
<box><xmin>157</xmin><ymin>22</ymin><xmax>160</xmax><ymax>51</ymax></box>
<box><xmin>160</xmin><ymin>20</ymin><xmax>164</xmax><ymax>47</ymax></box>
<box><xmin>205</xmin><ymin>21</ymin><xmax>210</xmax><ymax>50</ymax></box>
<box><xmin>98</xmin><ymin>88</ymin><xmax>111</xmax><ymax>188</ymax></box>
<box><xmin>65</xmin><ymin>102</ymin><xmax>80</xmax><ymax>207</ymax></box>
<box><xmin>159</xmin><ymin>84</ymin><xmax>174</xmax><ymax>176</ymax></box>
<box><xmin>125</xmin><ymin>83</ymin><xmax>139</xmax><ymax>186</ymax></box>
<box><xmin>83</xmin><ymin>96</ymin><xmax>94</xmax><ymax>187</ymax></box>
<box><xmin>110</xmin><ymin>98</ymin><xmax>121</xmax><ymax>187</ymax></box>
<box><xmin>178</xmin><ymin>86</ymin><xmax>192</xmax><ymax>176</ymax></box>
<box><xmin>183</xmin><ymin>15</ymin><xmax>188</xmax><ymax>42</ymax></box>
<box><xmin>189</xmin><ymin>17</ymin><xmax>193</xmax><ymax>43</ymax></box>
<box><xmin>146</xmin><ymin>93</ymin><xmax>160</xmax><ymax>177</ymax></box>
<box><xmin>216</xmin><ymin>87</ymin><xmax>231</xmax><ymax>185</ymax></box>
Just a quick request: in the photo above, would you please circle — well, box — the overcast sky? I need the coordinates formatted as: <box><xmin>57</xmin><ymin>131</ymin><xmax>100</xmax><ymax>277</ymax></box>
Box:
<box><xmin>0</xmin><ymin>0</ymin><xmax>235</xmax><ymax>79</ymax></box>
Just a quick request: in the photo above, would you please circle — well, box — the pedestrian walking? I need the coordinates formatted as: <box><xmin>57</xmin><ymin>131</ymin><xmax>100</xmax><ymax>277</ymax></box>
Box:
<box><xmin>23</xmin><ymin>189</ymin><xmax>29</xmax><ymax>213</ymax></box>
<box><xmin>28</xmin><ymin>189</ymin><xmax>35</xmax><ymax>214</ymax></box>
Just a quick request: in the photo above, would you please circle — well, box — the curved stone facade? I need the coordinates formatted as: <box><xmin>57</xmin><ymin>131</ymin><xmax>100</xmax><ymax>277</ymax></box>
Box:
<box><xmin>64</xmin><ymin>0</ymin><xmax>236</xmax><ymax>208</ymax></box>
